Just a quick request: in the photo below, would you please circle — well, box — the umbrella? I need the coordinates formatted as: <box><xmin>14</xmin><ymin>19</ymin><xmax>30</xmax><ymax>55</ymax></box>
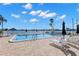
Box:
<box><xmin>76</xmin><ymin>25</ymin><xmax>79</xmax><ymax>34</ymax></box>
<box><xmin>62</xmin><ymin>21</ymin><xmax>66</xmax><ymax>35</ymax></box>
<box><xmin>59</xmin><ymin>21</ymin><xmax>66</xmax><ymax>43</ymax></box>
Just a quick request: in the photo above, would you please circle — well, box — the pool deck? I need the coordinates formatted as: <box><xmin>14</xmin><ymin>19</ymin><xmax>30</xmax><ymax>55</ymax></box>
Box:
<box><xmin>0</xmin><ymin>35</ymin><xmax>79</xmax><ymax>56</ymax></box>
<box><xmin>0</xmin><ymin>36</ymin><xmax>65</xmax><ymax>56</ymax></box>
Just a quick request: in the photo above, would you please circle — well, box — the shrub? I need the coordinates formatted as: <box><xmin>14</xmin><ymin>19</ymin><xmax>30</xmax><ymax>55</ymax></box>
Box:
<box><xmin>0</xmin><ymin>30</ymin><xmax>3</xmax><ymax>36</ymax></box>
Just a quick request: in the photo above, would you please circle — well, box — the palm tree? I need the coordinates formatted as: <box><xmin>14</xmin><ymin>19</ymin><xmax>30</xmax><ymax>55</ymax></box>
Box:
<box><xmin>0</xmin><ymin>15</ymin><xmax>7</xmax><ymax>35</ymax></box>
<box><xmin>49</xmin><ymin>19</ymin><xmax>54</xmax><ymax>34</ymax></box>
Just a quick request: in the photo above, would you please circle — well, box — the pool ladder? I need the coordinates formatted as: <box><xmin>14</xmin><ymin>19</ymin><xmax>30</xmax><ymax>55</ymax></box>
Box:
<box><xmin>32</xmin><ymin>34</ymin><xmax>38</xmax><ymax>40</ymax></box>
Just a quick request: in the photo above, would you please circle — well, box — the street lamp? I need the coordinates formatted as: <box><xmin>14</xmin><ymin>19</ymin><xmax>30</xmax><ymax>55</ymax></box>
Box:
<box><xmin>72</xmin><ymin>18</ymin><xmax>74</xmax><ymax>34</ymax></box>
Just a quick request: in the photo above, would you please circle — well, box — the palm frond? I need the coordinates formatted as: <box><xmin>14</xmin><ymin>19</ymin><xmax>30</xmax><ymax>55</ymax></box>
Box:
<box><xmin>0</xmin><ymin>15</ymin><xmax>7</xmax><ymax>22</ymax></box>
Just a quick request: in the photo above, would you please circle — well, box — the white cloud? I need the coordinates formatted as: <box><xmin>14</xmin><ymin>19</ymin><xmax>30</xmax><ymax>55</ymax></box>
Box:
<box><xmin>36</xmin><ymin>10</ymin><xmax>42</xmax><ymax>14</ymax></box>
<box><xmin>45</xmin><ymin>10</ymin><xmax>50</xmax><ymax>13</ymax></box>
<box><xmin>21</xmin><ymin>11</ymin><xmax>27</xmax><ymax>14</ymax></box>
<box><xmin>39</xmin><ymin>12</ymin><xmax>46</xmax><ymax>17</ymax></box>
<box><xmin>44</xmin><ymin>13</ymin><xmax>57</xmax><ymax>18</ymax></box>
<box><xmin>23</xmin><ymin>3</ymin><xmax>32</xmax><ymax>9</ymax></box>
<box><xmin>30</xmin><ymin>10</ymin><xmax>56</xmax><ymax>18</ymax></box>
<box><xmin>39</xmin><ymin>10</ymin><xmax>49</xmax><ymax>17</ymax></box>
<box><xmin>39</xmin><ymin>10</ymin><xmax>56</xmax><ymax>18</ymax></box>
<box><xmin>29</xmin><ymin>10</ymin><xmax>42</xmax><ymax>16</ymax></box>
<box><xmin>2</xmin><ymin>3</ymin><xmax>11</xmax><ymax>5</ymax></box>
<box><xmin>29</xmin><ymin>18</ymin><xmax>38</xmax><ymax>23</ymax></box>
<box><xmin>59</xmin><ymin>14</ymin><xmax>66</xmax><ymax>21</ymax></box>
<box><xmin>29</xmin><ymin>11</ymin><xmax>37</xmax><ymax>15</ymax></box>
<box><xmin>11</xmin><ymin>14</ymin><xmax>20</xmax><ymax>18</ymax></box>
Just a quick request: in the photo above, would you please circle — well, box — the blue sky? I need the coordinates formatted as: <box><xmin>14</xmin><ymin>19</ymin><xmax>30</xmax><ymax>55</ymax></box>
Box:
<box><xmin>0</xmin><ymin>3</ymin><xmax>79</xmax><ymax>29</ymax></box>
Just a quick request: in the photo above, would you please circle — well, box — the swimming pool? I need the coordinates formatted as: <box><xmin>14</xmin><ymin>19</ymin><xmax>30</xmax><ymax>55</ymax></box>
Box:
<box><xmin>15</xmin><ymin>33</ymin><xmax>62</xmax><ymax>41</ymax></box>
<box><xmin>16</xmin><ymin>34</ymin><xmax>53</xmax><ymax>41</ymax></box>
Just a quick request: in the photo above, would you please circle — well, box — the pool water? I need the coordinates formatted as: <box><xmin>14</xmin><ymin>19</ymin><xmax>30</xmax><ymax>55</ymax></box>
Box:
<box><xmin>16</xmin><ymin>34</ymin><xmax>53</xmax><ymax>41</ymax></box>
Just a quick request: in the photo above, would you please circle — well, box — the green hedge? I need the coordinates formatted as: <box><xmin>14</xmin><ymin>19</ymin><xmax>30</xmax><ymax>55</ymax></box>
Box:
<box><xmin>0</xmin><ymin>30</ymin><xmax>3</xmax><ymax>35</ymax></box>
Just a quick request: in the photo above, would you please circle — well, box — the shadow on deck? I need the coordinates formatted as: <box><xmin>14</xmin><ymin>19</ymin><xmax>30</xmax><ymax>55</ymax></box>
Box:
<box><xmin>49</xmin><ymin>43</ymin><xmax>76</xmax><ymax>56</ymax></box>
<box><xmin>71</xmin><ymin>41</ymin><xmax>79</xmax><ymax>46</ymax></box>
<box><xmin>68</xmin><ymin>43</ymin><xmax>79</xmax><ymax>50</ymax></box>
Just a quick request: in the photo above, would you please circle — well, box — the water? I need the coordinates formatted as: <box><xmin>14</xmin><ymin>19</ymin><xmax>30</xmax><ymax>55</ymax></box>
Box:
<box><xmin>3</xmin><ymin>31</ymin><xmax>62</xmax><ymax>41</ymax></box>
<box><xmin>16</xmin><ymin>34</ymin><xmax>53</xmax><ymax>41</ymax></box>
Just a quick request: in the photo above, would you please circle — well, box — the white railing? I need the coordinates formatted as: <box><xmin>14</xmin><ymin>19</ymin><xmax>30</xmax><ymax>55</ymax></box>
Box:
<box><xmin>9</xmin><ymin>35</ymin><xmax>16</xmax><ymax>43</ymax></box>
